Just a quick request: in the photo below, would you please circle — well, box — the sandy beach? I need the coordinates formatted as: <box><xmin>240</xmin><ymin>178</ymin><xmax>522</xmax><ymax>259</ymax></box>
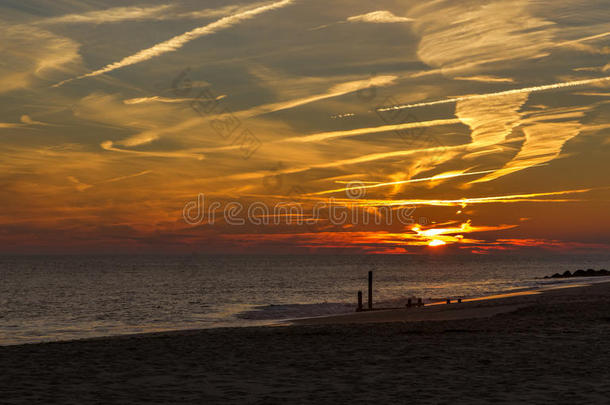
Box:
<box><xmin>2</xmin><ymin>281</ymin><xmax>609</xmax><ymax>404</ymax></box>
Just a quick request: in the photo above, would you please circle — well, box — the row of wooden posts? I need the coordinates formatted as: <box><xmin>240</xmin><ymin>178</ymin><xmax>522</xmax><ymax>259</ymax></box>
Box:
<box><xmin>356</xmin><ymin>271</ymin><xmax>462</xmax><ymax>312</ymax></box>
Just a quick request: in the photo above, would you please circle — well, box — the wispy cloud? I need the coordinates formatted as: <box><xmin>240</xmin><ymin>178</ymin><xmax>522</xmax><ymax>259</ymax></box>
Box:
<box><xmin>68</xmin><ymin>170</ymin><xmax>152</xmax><ymax>192</ymax></box>
<box><xmin>101</xmin><ymin>141</ymin><xmax>205</xmax><ymax>160</ymax></box>
<box><xmin>226</xmin><ymin>145</ymin><xmax>456</xmax><ymax>181</ymax></box>
<box><xmin>471</xmin><ymin>120</ymin><xmax>582</xmax><ymax>183</ymax></box>
<box><xmin>378</xmin><ymin>76</ymin><xmax>610</xmax><ymax>111</ymax></box>
<box><xmin>38</xmin><ymin>3</ymin><xmax>274</xmax><ymax>25</ymax></box>
<box><xmin>100</xmin><ymin>170</ymin><xmax>152</xmax><ymax>184</ymax></box>
<box><xmin>280</xmin><ymin>118</ymin><xmax>460</xmax><ymax>143</ymax></box>
<box><xmin>53</xmin><ymin>0</ymin><xmax>294</xmax><ymax>87</ymax></box>
<box><xmin>409</xmin><ymin>0</ymin><xmax>555</xmax><ymax>73</ymax></box>
<box><xmin>346</xmin><ymin>11</ymin><xmax>413</xmax><ymax>24</ymax></box>
<box><xmin>0</xmin><ymin>115</ymin><xmax>54</xmax><ymax>128</ymax></box>
<box><xmin>123</xmin><ymin>95</ymin><xmax>225</xmax><ymax>105</ymax></box>
<box><xmin>39</xmin><ymin>5</ymin><xmax>173</xmax><ymax>25</ymax></box>
<box><xmin>456</xmin><ymin>92</ymin><xmax>529</xmax><ymax>152</ymax></box>
<box><xmin>308</xmin><ymin>166</ymin><xmax>546</xmax><ymax>196</ymax></box>
<box><xmin>111</xmin><ymin>74</ymin><xmax>398</xmax><ymax>150</ymax></box>
<box><xmin>0</xmin><ymin>25</ymin><xmax>81</xmax><ymax>93</ymax></box>
<box><xmin>240</xmin><ymin>75</ymin><xmax>397</xmax><ymax>118</ymax></box>
<box><xmin>323</xmin><ymin>188</ymin><xmax>594</xmax><ymax>207</ymax></box>
<box><xmin>0</xmin><ymin>122</ymin><xmax>24</xmax><ymax>129</ymax></box>
<box><xmin>454</xmin><ymin>76</ymin><xmax>515</xmax><ymax>83</ymax></box>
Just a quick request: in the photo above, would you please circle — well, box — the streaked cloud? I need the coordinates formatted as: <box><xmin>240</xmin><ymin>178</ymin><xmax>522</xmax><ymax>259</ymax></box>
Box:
<box><xmin>454</xmin><ymin>76</ymin><xmax>515</xmax><ymax>83</ymax></box>
<box><xmin>123</xmin><ymin>95</ymin><xmax>226</xmax><ymax>105</ymax></box>
<box><xmin>0</xmin><ymin>122</ymin><xmax>23</xmax><ymax>129</ymax></box>
<box><xmin>0</xmin><ymin>24</ymin><xmax>81</xmax><ymax>93</ymax></box>
<box><xmin>309</xmin><ymin>167</ymin><xmax>544</xmax><ymax>196</ymax></box>
<box><xmin>239</xmin><ymin>75</ymin><xmax>397</xmax><ymax>118</ymax></box>
<box><xmin>1</xmin><ymin>0</ymin><xmax>609</xmax><ymax>253</ymax></box>
<box><xmin>456</xmin><ymin>92</ymin><xmax>529</xmax><ymax>151</ymax></box>
<box><xmin>39</xmin><ymin>5</ymin><xmax>173</xmax><ymax>25</ymax></box>
<box><xmin>37</xmin><ymin>3</ymin><xmax>274</xmax><ymax>25</ymax></box>
<box><xmin>323</xmin><ymin>188</ymin><xmax>595</xmax><ymax>208</ymax></box>
<box><xmin>471</xmin><ymin>120</ymin><xmax>582</xmax><ymax>183</ymax></box>
<box><xmin>280</xmin><ymin>118</ymin><xmax>459</xmax><ymax>143</ymax></box>
<box><xmin>54</xmin><ymin>0</ymin><xmax>294</xmax><ymax>86</ymax></box>
<box><xmin>378</xmin><ymin>76</ymin><xmax>610</xmax><ymax>111</ymax></box>
<box><xmin>410</xmin><ymin>0</ymin><xmax>555</xmax><ymax>74</ymax></box>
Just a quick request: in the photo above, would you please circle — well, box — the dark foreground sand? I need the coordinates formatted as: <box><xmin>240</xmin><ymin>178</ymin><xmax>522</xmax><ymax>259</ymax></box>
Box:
<box><xmin>2</xmin><ymin>282</ymin><xmax>610</xmax><ymax>404</ymax></box>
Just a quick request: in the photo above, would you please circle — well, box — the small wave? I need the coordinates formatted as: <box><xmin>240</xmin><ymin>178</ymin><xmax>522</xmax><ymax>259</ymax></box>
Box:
<box><xmin>236</xmin><ymin>302</ymin><xmax>355</xmax><ymax>321</ymax></box>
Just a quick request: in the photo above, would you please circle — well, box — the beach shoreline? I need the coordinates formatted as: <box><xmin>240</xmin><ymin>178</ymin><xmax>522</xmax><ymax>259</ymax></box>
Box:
<box><xmin>3</xmin><ymin>278</ymin><xmax>606</xmax><ymax>348</ymax></box>
<box><xmin>287</xmin><ymin>279</ymin><xmax>607</xmax><ymax>326</ymax></box>
<box><xmin>2</xmin><ymin>281</ymin><xmax>609</xmax><ymax>403</ymax></box>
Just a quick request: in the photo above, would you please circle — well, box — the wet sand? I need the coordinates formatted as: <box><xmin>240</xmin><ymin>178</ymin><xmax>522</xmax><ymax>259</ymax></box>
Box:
<box><xmin>2</xmin><ymin>281</ymin><xmax>609</xmax><ymax>404</ymax></box>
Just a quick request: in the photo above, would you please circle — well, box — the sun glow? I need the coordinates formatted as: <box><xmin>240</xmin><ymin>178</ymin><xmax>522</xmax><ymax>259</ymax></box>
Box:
<box><xmin>428</xmin><ymin>239</ymin><xmax>446</xmax><ymax>247</ymax></box>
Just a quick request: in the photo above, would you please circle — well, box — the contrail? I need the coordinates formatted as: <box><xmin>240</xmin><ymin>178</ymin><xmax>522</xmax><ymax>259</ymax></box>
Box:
<box><xmin>281</xmin><ymin>118</ymin><xmax>461</xmax><ymax>143</ymax></box>
<box><xmin>377</xmin><ymin>76</ymin><xmax>610</xmax><ymax>112</ymax></box>
<box><xmin>251</xmin><ymin>187</ymin><xmax>595</xmax><ymax>208</ymax></box>
<box><xmin>314</xmin><ymin>188</ymin><xmax>594</xmax><ymax>207</ymax></box>
<box><xmin>309</xmin><ymin>164</ymin><xmax>547</xmax><ymax>196</ymax></box>
<box><xmin>53</xmin><ymin>0</ymin><xmax>293</xmax><ymax>87</ymax></box>
<box><xmin>309</xmin><ymin>168</ymin><xmax>499</xmax><ymax>195</ymax></box>
<box><xmin>555</xmin><ymin>31</ymin><xmax>610</xmax><ymax>47</ymax></box>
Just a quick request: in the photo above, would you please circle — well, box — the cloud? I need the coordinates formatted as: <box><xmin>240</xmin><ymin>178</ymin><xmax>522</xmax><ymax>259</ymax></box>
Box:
<box><xmin>176</xmin><ymin>3</ymin><xmax>273</xmax><ymax>20</ymax></box>
<box><xmin>311</xmin><ymin>10</ymin><xmax>413</xmax><ymax>30</ymax></box>
<box><xmin>1</xmin><ymin>115</ymin><xmax>54</xmax><ymax>128</ymax></box>
<box><xmin>226</xmin><ymin>144</ymin><xmax>456</xmax><ymax>182</ymax></box>
<box><xmin>471</xmin><ymin>120</ymin><xmax>582</xmax><ymax>183</ymax></box>
<box><xmin>54</xmin><ymin>0</ymin><xmax>294</xmax><ymax>86</ymax></box>
<box><xmin>409</xmin><ymin>0</ymin><xmax>555</xmax><ymax>74</ymax></box>
<box><xmin>115</xmin><ymin>74</ymin><xmax>400</xmax><ymax>150</ymax></box>
<box><xmin>100</xmin><ymin>170</ymin><xmax>152</xmax><ymax>184</ymax></box>
<box><xmin>280</xmin><ymin>118</ymin><xmax>460</xmax><ymax>143</ymax></box>
<box><xmin>467</xmin><ymin>102</ymin><xmax>597</xmax><ymax>184</ymax></box>
<box><xmin>454</xmin><ymin>76</ymin><xmax>515</xmax><ymax>83</ymax></box>
<box><xmin>331</xmin><ymin>188</ymin><xmax>594</xmax><ymax>207</ymax></box>
<box><xmin>0</xmin><ymin>122</ymin><xmax>23</xmax><ymax>129</ymax></box>
<box><xmin>39</xmin><ymin>5</ymin><xmax>173</xmax><ymax>24</ymax></box>
<box><xmin>101</xmin><ymin>141</ymin><xmax>205</xmax><ymax>160</ymax></box>
<box><xmin>72</xmin><ymin>92</ymin><xmax>178</xmax><ymax>133</ymax></box>
<box><xmin>0</xmin><ymin>24</ymin><xmax>81</xmax><ymax>93</ymax></box>
<box><xmin>378</xmin><ymin>76</ymin><xmax>610</xmax><ymax>111</ymax></box>
<box><xmin>346</xmin><ymin>11</ymin><xmax>413</xmax><ymax>24</ymax></box>
<box><xmin>38</xmin><ymin>3</ymin><xmax>275</xmax><ymax>25</ymax></box>
<box><xmin>555</xmin><ymin>31</ymin><xmax>610</xmax><ymax>48</ymax></box>
<box><xmin>67</xmin><ymin>176</ymin><xmax>92</xmax><ymax>192</ymax></box>
<box><xmin>69</xmin><ymin>170</ymin><xmax>153</xmax><ymax>191</ymax></box>
<box><xmin>238</xmin><ymin>75</ymin><xmax>398</xmax><ymax>118</ymax></box>
<box><xmin>310</xmin><ymin>168</ymin><xmax>509</xmax><ymax>196</ymax></box>
<box><xmin>456</xmin><ymin>92</ymin><xmax>529</xmax><ymax>152</ymax></box>
<box><xmin>20</xmin><ymin>114</ymin><xmax>53</xmax><ymax>126</ymax></box>
<box><xmin>123</xmin><ymin>95</ymin><xmax>225</xmax><ymax>105</ymax></box>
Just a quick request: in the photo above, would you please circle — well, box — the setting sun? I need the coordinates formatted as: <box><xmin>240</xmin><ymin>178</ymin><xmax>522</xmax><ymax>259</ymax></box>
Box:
<box><xmin>1</xmin><ymin>1</ymin><xmax>609</xmax><ymax>403</ymax></box>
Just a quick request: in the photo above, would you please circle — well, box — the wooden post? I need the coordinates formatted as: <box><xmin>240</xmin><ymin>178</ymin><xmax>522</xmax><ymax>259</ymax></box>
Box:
<box><xmin>407</xmin><ymin>298</ymin><xmax>412</xmax><ymax>308</ymax></box>
<box><xmin>417</xmin><ymin>298</ymin><xmax>422</xmax><ymax>307</ymax></box>
<box><xmin>368</xmin><ymin>271</ymin><xmax>373</xmax><ymax>310</ymax></box>
<box><xmin>357</xmin><ymin>291</ymin><xmax>363</xmax><ymax>312</ymax></box>
<box><xmin>446</xmin><ymin>298</ymin><xmax>451</xmax><ymax>304</ymax></box>
<box><xmin>457</xmin><ymin>298</ymin><xmax>462</xmax><ymax>303</ymax></box>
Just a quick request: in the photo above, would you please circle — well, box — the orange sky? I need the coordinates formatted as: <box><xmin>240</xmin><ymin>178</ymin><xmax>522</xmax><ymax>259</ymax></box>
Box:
<box><xmin>1</xmin><ymin>0</ymin><xmax>609</xmax><ymax>254</ymax></box>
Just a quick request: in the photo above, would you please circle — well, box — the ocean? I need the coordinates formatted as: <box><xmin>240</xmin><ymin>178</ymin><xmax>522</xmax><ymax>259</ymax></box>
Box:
<box><xmin>1</xmin><ymin>254</ymin><xmax>609</xmax><ymax>345</ymax></box>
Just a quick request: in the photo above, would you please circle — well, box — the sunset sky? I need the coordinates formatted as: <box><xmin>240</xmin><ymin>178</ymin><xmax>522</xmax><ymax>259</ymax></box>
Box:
<box><xmin>1</xmin><ymin>0</ymin><xmax>609</xmax><ymax>254</ymax></box>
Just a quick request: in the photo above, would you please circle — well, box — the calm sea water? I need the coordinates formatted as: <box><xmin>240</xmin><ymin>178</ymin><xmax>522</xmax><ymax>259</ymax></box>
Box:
<box><xmin>1</xmin><ymin>254</ymin><xmax>609</xmax><ymax>345</ymax></box>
